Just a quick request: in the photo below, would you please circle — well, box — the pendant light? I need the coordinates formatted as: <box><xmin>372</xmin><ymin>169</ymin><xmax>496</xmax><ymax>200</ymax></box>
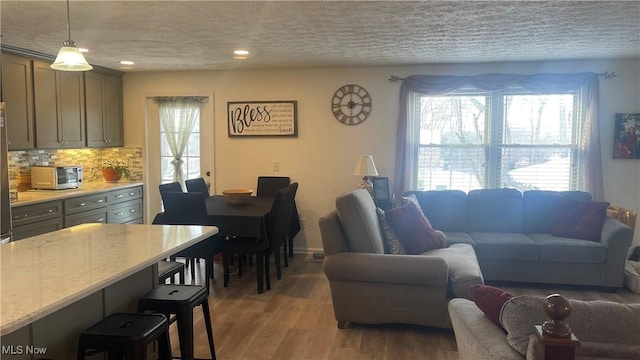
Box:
<box><xmin>50</xmin><ymin>0</ymin><xmax>92</xmax><ymax>71</ymax></box>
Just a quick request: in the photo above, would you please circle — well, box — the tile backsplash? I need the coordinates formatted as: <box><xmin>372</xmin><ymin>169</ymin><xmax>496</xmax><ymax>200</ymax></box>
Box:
<box><xmin>8</xmin><ymin>147</ymin><xmax>143</xmax><ymax>191</ymax></box>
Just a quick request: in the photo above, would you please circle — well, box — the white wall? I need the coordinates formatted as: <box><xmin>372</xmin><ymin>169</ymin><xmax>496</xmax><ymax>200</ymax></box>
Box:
<box><xmin>123</xmin><ymin>59</ymin><xmax>640</xmax><ymax>253</ymax></box>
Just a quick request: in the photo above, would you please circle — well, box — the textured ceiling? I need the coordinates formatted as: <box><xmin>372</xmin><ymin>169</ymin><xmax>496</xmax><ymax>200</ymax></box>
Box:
<box><xmin>1</xmin><ymin>1</ymin><xmax>639</xmax><ymax>72</ymax></box>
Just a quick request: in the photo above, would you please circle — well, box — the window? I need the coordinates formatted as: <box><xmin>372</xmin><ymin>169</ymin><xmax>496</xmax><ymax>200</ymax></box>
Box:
<box><xmin>414</xmin><ymin>87</ymin><xmax>582</xmax><ymax>192</ymax></box>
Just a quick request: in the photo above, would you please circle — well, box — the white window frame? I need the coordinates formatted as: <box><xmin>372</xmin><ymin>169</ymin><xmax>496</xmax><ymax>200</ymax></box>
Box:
<box><xmin>412</xmin><ymin>86</ymin><xmax>584</xmax><ymax>191</ymax></box>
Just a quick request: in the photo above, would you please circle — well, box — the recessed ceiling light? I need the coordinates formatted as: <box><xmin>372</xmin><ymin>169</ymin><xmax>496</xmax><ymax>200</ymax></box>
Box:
<box><xmin>233</xmin><ymin>49</ymin><xmax>250</xmax><ymax>56</ymax></box>
<box><xmin>233</xmin><ymin>56</ymin><xmax>248</xmax><ymax>60</ymax></box>
<box><xmin>120</xmin><ymin>60</ymin><xmax>134</xmax><ymax>65</ymax></box>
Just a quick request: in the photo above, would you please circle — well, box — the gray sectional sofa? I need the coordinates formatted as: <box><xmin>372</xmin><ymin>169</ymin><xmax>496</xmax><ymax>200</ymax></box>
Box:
<box><xmin>403</xmin><ymin>188</ymin><xmax>634</xmax><ymax>289</ymax></box>
<box><xmin>319</xmin><ymin>189</ymin><xmax>484</xmax><ymax>329</ymax></box>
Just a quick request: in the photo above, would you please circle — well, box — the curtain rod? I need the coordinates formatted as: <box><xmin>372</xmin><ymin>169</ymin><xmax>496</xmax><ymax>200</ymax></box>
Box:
<box><xmin>387</xmin><ymin>71</ymin><xmax>617</xmax><ymax>83</ymax></box>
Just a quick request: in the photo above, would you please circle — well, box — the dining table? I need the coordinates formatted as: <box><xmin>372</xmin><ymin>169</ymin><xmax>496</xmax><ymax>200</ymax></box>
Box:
<box><xmin>205</xmin><ymin>195</ymin><xmax>300</xmax><ymax>247</ymax></box>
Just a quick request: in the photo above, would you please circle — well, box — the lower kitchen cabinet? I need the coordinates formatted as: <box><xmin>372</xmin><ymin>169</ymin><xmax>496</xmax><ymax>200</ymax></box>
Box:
<box><xmin>11</xmin><ymin>201</ymin><xmax>64</xmax><ymax>240</ymax></box>
<box><xmin>11</xmin><ymin>184</ymin><xmax>144</xmax><ymax>240</ymax></box>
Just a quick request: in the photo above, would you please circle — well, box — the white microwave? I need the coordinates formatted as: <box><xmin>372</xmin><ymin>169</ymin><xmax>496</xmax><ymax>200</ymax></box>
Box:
<box><xmin>31</xmin><ymin>166</ymin><xmax>83</xmax><ymax>190</ymax></box>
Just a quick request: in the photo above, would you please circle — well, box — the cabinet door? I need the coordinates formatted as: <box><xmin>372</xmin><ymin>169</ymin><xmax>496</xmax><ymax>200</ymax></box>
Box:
<box><xmin>58</xmin><ymin>71</ymin><xmax>85</xmax><ymax>148</ymax></box>
<box><xmin>33</xmin><ymin>60</ymin><xmax>61</xmax><ymax>149</ymax></box>
<box><xmin>33</xmin><ymin>60</ymin><xmax>85</xmax><ymax>149</ymax></box>
<box><xmin>85</xmin><ymin>71</ymin><xmax>123</xmax><ymax>147</ymax></box>
<box><xmin>84</xmin><ymin>71</ymin><xmax>106</xmax><ymax>147</ymax></box>
<box><xmin>1</xmin><ymin>53</ymin><xmax>35</xmax><ymax>150</ymax></box>
<box><xmin>104</xmin><ymin>74</ymin><xmax>123</xmax><ymax>146</ymax></box>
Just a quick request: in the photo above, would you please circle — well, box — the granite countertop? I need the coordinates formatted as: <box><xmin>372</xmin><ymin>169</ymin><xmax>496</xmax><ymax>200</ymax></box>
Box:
<box><xmin>11</xmin><ymin>181</ymin><xmax>144</xmax><ymax>207</ymax></box>
<box><xmin>0</xmin><ymin>223</ymin><xmax>219</xmax><ymax>335</ymax></box>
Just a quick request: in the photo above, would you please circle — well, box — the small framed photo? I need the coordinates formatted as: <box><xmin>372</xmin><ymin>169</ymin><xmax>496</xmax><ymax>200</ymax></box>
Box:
<box><xmin>371</xmin><ymin>176</ymin><xmax>390</xmax><ymax>201</ymax></box>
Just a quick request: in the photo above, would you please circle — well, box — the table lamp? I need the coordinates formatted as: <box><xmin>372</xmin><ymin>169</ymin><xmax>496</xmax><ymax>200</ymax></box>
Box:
<box><xmin>353</xmin><ymin>155</ymin><xmax>379</xmax><ymax>196</ymax></box>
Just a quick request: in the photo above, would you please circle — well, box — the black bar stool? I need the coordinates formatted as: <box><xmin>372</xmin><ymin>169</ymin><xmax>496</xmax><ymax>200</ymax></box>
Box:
<box><xmin>77</xmin><ymin>312</ymin><xmax>172</xmax><ymax>360</ymax></box>
<box><xmin>137</xmin><ymin>284</ymin><xmax>216</xmax><ymax>360</ymax></box>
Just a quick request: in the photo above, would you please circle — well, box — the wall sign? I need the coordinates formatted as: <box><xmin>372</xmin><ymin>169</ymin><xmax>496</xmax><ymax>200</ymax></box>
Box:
<box><xmin>227</xmin><ymin>101</ymin><xmax>298</xmax><ymax>137</ymax></box>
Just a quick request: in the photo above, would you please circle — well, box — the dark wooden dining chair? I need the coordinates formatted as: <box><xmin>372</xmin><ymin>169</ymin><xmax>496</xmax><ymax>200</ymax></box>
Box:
<box><xmin>256</xmin><ymin>176</ymin><xmax>300</xmax><ymax>264</ymax></box>
<box><xmin>154</xmin><ymin>191</ymin><xmax>222</xmax><ymax>292</ymax></box>
<box><xmin>223</xmin><ymin>182</ymin><xmax>298</xmax><ymax>293</ymax></box>
<box><xmin>257</xmin><ymin>176</ymin><xmax>290</xmax><ymax>197</ymax></box>
<box><xmin>185</xmin><ymin>177</ymin><xmax>209</xmax><ymax>196</ymax></box>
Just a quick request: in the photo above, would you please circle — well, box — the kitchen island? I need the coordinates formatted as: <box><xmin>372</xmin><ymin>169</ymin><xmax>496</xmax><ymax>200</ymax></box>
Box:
<box><xmin>0</xmin><ymin>223</ymin><xmax>218</xmax><ymax>359</ymax></box>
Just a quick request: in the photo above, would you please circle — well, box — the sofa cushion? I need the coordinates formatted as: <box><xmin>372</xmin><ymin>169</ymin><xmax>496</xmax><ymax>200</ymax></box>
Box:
<box><xmin>426</xmin><ymin>244</ymin><xmax>484</xmax><ymax>299</ymax></box>
<box><xmin>404</xmin><ymin>190</ymin><xmax>468</xmax><ymax>232</ymax></box>
<box><xmin>551</xmin><ymin>198</ymin><xmax>610</xmax><ymax>241</ymax></box>
<box><xmin>335</xmin><ymin>189</ymin><xmax>385</xmax><ymax>254</ymax></box>
<box><xmin>468</xmin><ymin>188</ymin><xmax>523</xmax><ymax>233</ymax></box>
<box><xmin>523</xmin><ymin>190</ymin><xmax>592</xmax><ymax>233</ymax></box>
<box><xmin>528</xmin><ymin>233</ymin><xmax>607</xmax><ymax>263</ymax></box>
<box><xmin>468</xmin><ymin>284</ymin><xmax>514</xmax><ymax>325</ymax></box>
<box><xmin>375</xmin><ymin>208</ymin><xmax>406</xmax><ymax>254</ymax></box>
<box><xmin>470</xmin><ymin>232</ymin><xmax>539</xmax><ymax>261</ymax></box>
<box><xmin>385</xmin><ymin>203</ymin><xmax>444</xmax><ymax>254</ymax></box>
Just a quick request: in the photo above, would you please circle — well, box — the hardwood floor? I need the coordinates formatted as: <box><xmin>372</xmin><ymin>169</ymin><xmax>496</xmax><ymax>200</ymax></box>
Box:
<box><xmin>170</xmin><ymin>255</ymin><xmax>639</xmax><ymax>360</ymax></box>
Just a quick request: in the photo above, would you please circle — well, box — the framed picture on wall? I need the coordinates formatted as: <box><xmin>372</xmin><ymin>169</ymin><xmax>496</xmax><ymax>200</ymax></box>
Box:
<box><xmin>371</xmin><ymin>176</ymin><xmax>390</xmax><ymax>201</ymax></box>
<box><xmin>613</xmin><ymin>113</ymin><xmax>640</xmax><ymax>159</ymax></box>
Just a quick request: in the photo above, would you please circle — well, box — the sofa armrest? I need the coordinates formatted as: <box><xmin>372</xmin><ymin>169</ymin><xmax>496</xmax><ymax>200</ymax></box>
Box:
<box><xmin>600</xmin><ymin>217</ymin><xmax>634</xmax><ymax>286</ymax></box>
<box><xmin>323</xmin><ymin>252</ymin><xmax>448</xmax><ymax>287</ymax></box>
<box><xmin>600</xmin><ymin>216</ymin><xmax>634</xmax><ymax>249</ymax></box>
<box><xmin>448</xmin><ymin>298</ymin><xmax>522</xmax><ymax>360</ymax></box>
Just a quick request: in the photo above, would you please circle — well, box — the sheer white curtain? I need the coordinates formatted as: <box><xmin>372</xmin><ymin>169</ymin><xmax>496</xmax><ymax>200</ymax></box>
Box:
<box><xmin>393</xmin><ymin>73</ymin><xmax>604</xmax><ymax>200</ymax></box>
<box><xmin>154</xmin><ymin>97</ymin><xmax>205</xmax><ymax>186</ymax></box>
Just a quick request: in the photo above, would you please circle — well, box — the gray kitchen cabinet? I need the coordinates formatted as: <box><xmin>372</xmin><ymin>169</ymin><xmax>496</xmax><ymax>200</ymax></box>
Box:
<box><xmin>33</xmin><ymin>60</ymin><xmax>86</xmax><ymax>149</ymax></box>
<box><xmin>11</xmin><ymin>201</ymin><xmax>64</xmax><ymax>240</ymax></box>
<box><xmin>1</xmin><ymin>53</ymin><xmax>35</xmax><ymax>150</ymax></box>
<box><xmin>64</xmin><ymin>193</ymin><xmax>109</xmax><ymax>227</ymax></box>
<box><xmin>108</xmin><ymin>186</ymin><xmax>143</xmax><ymax>224</ymax></box>
<box><xmin>11</xmin><ymin>184</ymin><xmax>144</xmax><ymax>239</ymax></box>
<box><xmin>85</xmin><ymin>71</ymin><xmax>124</xmax><ymax>147</ymax></box>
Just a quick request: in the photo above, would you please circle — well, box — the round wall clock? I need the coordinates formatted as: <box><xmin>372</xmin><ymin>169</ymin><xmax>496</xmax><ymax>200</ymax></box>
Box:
<box><xmin>331</xmin><ymin>84</ymin><xmax>372</xmax><ymax>125</ymax></box>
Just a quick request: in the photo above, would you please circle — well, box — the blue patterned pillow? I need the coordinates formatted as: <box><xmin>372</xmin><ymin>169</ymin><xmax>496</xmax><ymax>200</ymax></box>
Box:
<box><xmin>376</xmin><ymin>207</ymin><xmax>406</xmax><ymax>254</ymax></box>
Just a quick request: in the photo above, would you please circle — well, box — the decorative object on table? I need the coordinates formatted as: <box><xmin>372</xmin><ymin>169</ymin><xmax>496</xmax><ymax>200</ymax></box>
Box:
<box><xmin>331</xmin><ymin>84</ymin><xmax>372</xmax><ymax>125</ymax></box>
<box><xmin>371</xmin><ymin>176</ymin><xmax>391</xmax><ymax>201</ymax></box>
<box><xmin>541</xmin><ymin>293</ymin><xmax>573</xmax><ymax>338</ymax></box>
<box><xmin>613</xmin><ymin>113</ymin><xmax>640</xmax><ymax>159</ymax></box>
<box><xmin>353</xmin><ymin>155</ymin><xmax>378</xmax><ymax>196</ymax></box>
<box><xmin>227</xmin><ymin>101</ymin><xmax>297</xmax><ymax>137</ymax></box>
<box><xmin>102</xmin><ymin>160</ymin><xmax>131</xmax><ymax>182</ymax></box>
<box><xmin>222</xmin><ymin>188</ymin><xmax>253</xmax><ymax>205</ymax></box>
<box><xmin>50</xmin><ymin>0</ymin><xmax>92</xmax><ymax>71</ymax></box>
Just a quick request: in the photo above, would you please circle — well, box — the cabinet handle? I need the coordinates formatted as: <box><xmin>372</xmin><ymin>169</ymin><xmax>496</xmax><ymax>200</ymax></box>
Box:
<box><xmin>115</xmin><ymin>212</ymin><xmax>124</xmax><ymax>216</ymax></box>
<box><xmin>129</xmin><ymin>192</ymin><xmax>136</xmax><ymax>196</ymax></box>
<box><xmin>130</xmin><ymin>209</ymin><xmax>136</xmax><ymax>213</ymax></box>
<box><xmin>79</xmin><ymin>203</ymin><xmax>86</xmax><ymax>207</ymax></box>
<box><xmin>116</xmin><ymin>195</ymin><xmax>124</xmax><ymax>198</ymax></box>
<box><xmin>96</xmin><ymin>218</ymin><xmax>105</xmax><ymax>222</ymax></box>
<box><xmin>96</xmin><ymin>199</ymin><xmax>104</xmax><ymax>203</ymax></box>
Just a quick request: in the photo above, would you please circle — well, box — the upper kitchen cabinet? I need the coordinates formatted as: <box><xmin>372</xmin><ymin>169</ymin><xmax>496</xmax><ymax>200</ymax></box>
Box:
<box><xmin>33</xmin><ymin>60</ymin><xmax>86</xmax><ymax>149</ymax></box>
<box><xmin>85</xmin><ymin>71</ymin><xmax>123</xmax><ymax>147</ymax></box>
<box><xmin>1</xmin><ymin>53</ymin><xmax>35</xmax><ymax>150</ymax></box>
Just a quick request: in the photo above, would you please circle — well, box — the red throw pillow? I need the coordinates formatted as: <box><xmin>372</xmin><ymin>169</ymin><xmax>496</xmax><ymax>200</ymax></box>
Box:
<box><xmin>469</xmin><ymin>284</ymin><xmax>514</xmax><ymax>325</ymax></box>
<box><xmin>384</xmin><ymin>203</ymin><xmax>444</xmax><ymax>254</ymax></box>
<box><xmin>551</xmin><ymin>198</ymin><xmax>610</xmax><ymax>241</ymax></box>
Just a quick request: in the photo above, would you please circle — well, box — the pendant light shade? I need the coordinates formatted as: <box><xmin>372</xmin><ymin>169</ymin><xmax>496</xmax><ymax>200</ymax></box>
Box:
<box><xmin>50</xmin><ymin>0</ymin><xmax>92</xmax><ymax>71</ymax></box>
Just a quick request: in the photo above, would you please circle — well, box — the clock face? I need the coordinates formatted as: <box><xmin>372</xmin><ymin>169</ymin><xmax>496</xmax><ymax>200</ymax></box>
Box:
<box><xmin>331</xmin><ymin>84</ymin><xmax>372</xmax><ymax>125</ymax></box>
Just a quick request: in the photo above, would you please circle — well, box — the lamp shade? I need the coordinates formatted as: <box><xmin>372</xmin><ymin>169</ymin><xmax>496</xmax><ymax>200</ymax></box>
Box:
<box><xmin>50</xmin><ymin>40</ymin><xmax>93</xmax><ymax>71</ymax></box>
<box><xmin>353</xmin><ymin>155</ymin><xmax>379</xmax><ymax>177</ymax></box>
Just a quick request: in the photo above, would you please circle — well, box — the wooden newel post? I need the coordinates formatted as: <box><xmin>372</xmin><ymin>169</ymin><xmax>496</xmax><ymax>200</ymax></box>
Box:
<box><xmin>534</xmin><ymin>294</ymin><xmax>581</xmax><ymax>360</ymax></box>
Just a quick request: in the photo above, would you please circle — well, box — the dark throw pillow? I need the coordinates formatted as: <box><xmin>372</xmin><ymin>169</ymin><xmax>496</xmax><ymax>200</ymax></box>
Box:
<box><xmin>551</xmin><ymin>198</ymin><xmax>610</xmax><ymax>241</ymax></box>
<box><xmin>384</xmin><ymin>203</ymin><xmax>444</xmax><ymax>254</ymax></box>
<box><xmin>376</xmin><ymin>207</ymin><xmax>406</xmax><ymax>255</ymax></box>
<box><xmin>468</xmin><ymin>284</ymin><xmax>514</xmax><ymax>326</ymax></box>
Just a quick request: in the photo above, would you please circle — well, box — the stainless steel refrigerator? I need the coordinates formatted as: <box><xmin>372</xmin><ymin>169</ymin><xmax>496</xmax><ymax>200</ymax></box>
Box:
<box><xmin>1</xmin><ymin>102</ymin><xmax>12</xmax><ymax>244</ymax></box>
